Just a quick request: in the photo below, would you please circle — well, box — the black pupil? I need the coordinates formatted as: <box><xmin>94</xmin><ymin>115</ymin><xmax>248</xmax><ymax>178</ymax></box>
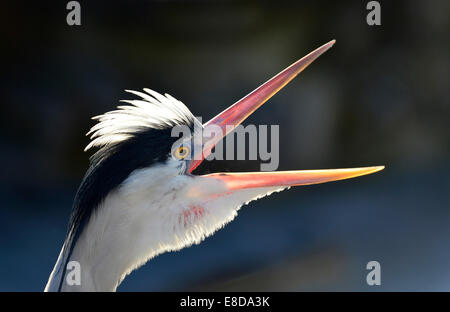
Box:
<box><xmin>179</xmin><ymin>148</ymin><xmax>186</xmax><ymax>156</ymax></box>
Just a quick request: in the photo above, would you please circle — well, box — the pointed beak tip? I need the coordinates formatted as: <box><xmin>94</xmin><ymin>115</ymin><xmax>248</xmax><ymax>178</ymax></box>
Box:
<box><xmin>321</xmin><ymin>39</ymin><xmax>336</xmax><ymax>53</ymax></box>
<box><xmin>372</xmin><ymin>165</ymin><xmax>385</xmax><ymax>173</ymax></box>
<box><xmin>350</xmin><ymin>165</ymin><xmax>385</xmax><ymax>178</ymax></box>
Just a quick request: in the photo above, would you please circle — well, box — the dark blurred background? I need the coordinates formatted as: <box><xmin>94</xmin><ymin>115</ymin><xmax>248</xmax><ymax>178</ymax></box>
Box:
<box><xmin>1</xmin><ymin>0</ymin><xmax>449</xmax><ymax>291</ymax></box>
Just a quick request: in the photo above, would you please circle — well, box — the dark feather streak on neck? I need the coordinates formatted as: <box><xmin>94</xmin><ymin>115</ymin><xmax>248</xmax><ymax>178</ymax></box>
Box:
<box><xmin>57</xmin><ymin>124</ymin><xmax>190</xmax><ymax>290</ymax></box>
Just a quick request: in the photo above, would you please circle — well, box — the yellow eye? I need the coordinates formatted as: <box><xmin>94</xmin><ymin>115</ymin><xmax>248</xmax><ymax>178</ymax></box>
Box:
<box><xmin>173</xmin><ymin>146</ymin><xmax>190</xmax><ymax>160</ymax></box>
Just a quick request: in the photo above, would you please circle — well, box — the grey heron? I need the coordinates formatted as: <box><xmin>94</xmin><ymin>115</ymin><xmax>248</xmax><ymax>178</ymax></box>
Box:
<box><xmin>45</xmin><ymin>40</ymin><xmax>384</xmax><ymax>291</ymax></box>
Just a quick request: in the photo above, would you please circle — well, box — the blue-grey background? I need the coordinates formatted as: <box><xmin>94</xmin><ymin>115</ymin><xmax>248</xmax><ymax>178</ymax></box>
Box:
<box><xmin>1</xmin><ymin>1</ymin><xmax>449</xmax><ymax>291</ymax></box>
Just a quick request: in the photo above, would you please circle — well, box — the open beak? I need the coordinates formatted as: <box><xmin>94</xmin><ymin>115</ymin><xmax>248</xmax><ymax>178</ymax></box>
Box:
<box><xmin>187</xmin><ymin>40</ymin><xmax>384</xmax><ymax>190</ymax></box>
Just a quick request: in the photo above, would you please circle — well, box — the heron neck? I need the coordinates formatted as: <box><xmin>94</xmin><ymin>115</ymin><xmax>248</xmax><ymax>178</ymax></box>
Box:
<box><xmin>58</xmin><ymin>241</ymin><xmax>127</xmax><ymax>292</ymax></box>
<box><xmin>62</xmin><ymin>206</ymin><xmax>145</xmax><ymax>291</ymax></box>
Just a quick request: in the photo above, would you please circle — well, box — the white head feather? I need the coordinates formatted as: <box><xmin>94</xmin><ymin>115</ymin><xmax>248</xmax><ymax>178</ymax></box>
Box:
<box><xmin>85</xmin><ymin>88</ymin><xmax>196</xmax><ymax>152</ymax></box>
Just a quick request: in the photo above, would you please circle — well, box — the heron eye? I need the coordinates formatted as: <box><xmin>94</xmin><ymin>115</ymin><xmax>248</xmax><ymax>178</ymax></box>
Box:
<box><xmin>173</xmin><ymin>146</ymin><xmax>190</xmax><ymax>160</ymax></box>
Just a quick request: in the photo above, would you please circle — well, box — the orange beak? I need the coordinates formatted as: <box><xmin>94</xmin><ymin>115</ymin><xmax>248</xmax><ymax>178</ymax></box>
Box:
<box><xmin>197</xmin><ymin>167</ymin><xmax>384</xmax><ymax>192</ymax></box>
<box><xmin>187</xmin><ymin>40</ymin><xmax>384</xmax><ymax>189</ymax></box>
